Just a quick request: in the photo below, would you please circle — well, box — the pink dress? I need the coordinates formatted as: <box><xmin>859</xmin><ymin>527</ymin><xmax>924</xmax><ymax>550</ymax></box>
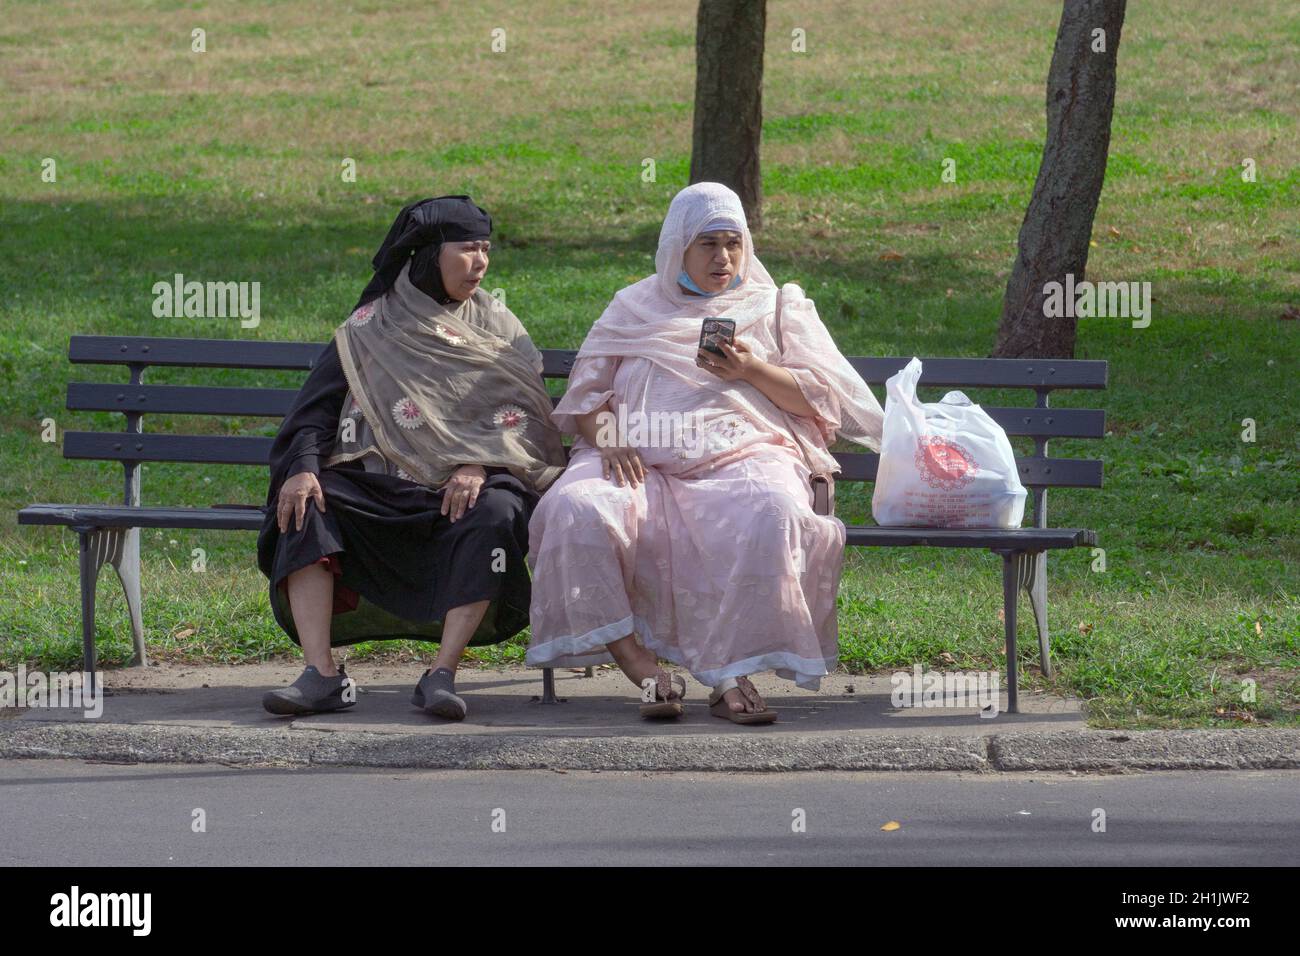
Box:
<box><xmin>525</xmin><ymin>348</ymin><xmax>848</xmax><ymax>690</ymax></box>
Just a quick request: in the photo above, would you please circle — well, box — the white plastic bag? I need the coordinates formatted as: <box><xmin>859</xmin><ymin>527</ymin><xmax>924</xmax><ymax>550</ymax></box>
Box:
<box><xmin>871</xmin><ymin>357</ymin><xmax>1027</xmax><ymax>529</ymax></box>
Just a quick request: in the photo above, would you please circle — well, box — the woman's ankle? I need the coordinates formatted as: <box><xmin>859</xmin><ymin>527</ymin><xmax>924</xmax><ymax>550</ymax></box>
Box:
<box><xmin>606</xmin><ymin>634</ymin><xmax>653</xmax><ymax>684</ymax></box>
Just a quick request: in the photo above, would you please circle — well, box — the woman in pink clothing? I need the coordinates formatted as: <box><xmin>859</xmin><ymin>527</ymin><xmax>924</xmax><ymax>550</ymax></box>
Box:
<box><xmin>526</xmin><ymin>182</ymin><xmax>885</xmax><ymax>724</ymax></box>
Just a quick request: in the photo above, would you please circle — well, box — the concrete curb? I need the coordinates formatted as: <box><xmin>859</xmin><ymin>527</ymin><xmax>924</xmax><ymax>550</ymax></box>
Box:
<box><xmin>990</xmin><ymin>729</ymin><xmax>1300</xmax><ymax>772</ymax></box>
<box><xmin>1</xmin><ymin>721</ymin><xmax>1296</xmax><ymax>772</ymax></box>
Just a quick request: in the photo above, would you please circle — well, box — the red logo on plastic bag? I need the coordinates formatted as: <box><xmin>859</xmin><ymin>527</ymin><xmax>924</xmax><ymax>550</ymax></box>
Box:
<box><xmin>915</xmin><ymin>436</ymin><xmax>977</xmax><ymax>490</ymax></box>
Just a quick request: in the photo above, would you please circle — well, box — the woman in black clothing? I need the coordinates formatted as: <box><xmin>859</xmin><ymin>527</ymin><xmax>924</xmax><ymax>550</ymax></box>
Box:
<box><xmin>256</xmin><ymin>196</ymin><xmax>567</xmax><ymax>720</ymax></box>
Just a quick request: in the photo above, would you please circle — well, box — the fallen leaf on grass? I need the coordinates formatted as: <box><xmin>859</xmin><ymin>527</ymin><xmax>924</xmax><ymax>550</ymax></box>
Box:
<box><xmin>1214</xmin><ymin>708</ymin><xmax>1257</xmax><ymax>723</ymax></box>
<box><xmin>878</xmin><ymin>250</ymin><xmax>904</xmax><ymax>261</ymax></box>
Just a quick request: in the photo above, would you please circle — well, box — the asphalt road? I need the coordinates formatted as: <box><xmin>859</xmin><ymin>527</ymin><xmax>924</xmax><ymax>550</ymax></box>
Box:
<box><xmin>1</xmin><ymin>759</ymin><xmax>1296</xmax><ymax>866</ymax></box>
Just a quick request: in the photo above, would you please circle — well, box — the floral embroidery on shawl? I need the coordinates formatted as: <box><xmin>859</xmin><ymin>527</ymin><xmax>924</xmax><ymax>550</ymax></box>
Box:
<box><xmin>392</xmin><ymin>396</ymin><xmax>424</xmax><ymax>429</ymax></box>
<box><xmin>493</xmin><ymin>403</ymin><xmax>528</xmax><ymax>429</ymax></box>
<box><xmin>432</xmin><ymin>322</ymin><xmax>465</xmax><ymax>346</ymax></box>
<box><xmin>348</xmin><ymin>301</ymin><xmax>377</xmax><ymax>326</ymax></box>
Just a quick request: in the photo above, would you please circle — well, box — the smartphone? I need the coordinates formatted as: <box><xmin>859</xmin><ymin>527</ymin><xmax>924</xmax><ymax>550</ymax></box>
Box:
<box><xmin>699</xmin><ymin>318</ymin><xmax>736</xmax><ymax>356</ymax></box>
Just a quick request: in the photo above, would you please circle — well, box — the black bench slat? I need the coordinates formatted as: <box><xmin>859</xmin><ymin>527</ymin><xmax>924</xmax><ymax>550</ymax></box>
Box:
<box><xmin>70</xmin><ymin>336</ymin><xmax>326</xmax><ymax>370</ymax></box>
<box><xmin>848</xmin><ymin>356</ymin><xmax>1108</xmax><ymax>389</ymax></box>
<box><xmin>19</xmin><ymin>504</ymin><xmax>264</xmax><ymax>531</ymax></box>
<box><xmin>843</xmin><ymin>526</ymin><xmax>1096</xmax><ymax>549</ymax></box>
<box><xmin>542</xmin><ymin>350</ymin><xmax>577</xmax><ymax>377</ymax></box>
<box><xmin>68</xmin><ymin>383</ymin><xmax>297</xmax><ymax>418</ymax></box>
<box><xmin>70</xmin><ymin>335</ymin><xmax>582</xmax><ymax>379</ymax></box>
<box><xmin>18</xmin><ymin>502</ymin><xmax>1096</xmax><ymax>547</ymax></box>
<box><xmin>70</xmin><ymin>338</ymin><xmax>1107</xmax><ymax>391</ymax></box>
<box><xmin>983</xmin><ymin>406</ymin><xmax>1104</xmax><ymax>438</ymax></box>
<box><xmin>541</xmin><ymin>398</ymin><xmax>1103</xmax><ymax>437</ymax></box>
<box><xmin>71</xmin><ymin>337</ymin><xmax>578</xmax><ymax>378</ymax></box>
<box><xmin>548</xmin><ymin>353</ymin><xmax>1109</xmax><ymax>388</ymax></box>
<box><xmin>71</xmin><ymin>397</ymin><xmax>1107</xmax><ymax>442</ymax></box>
<box><xmin>74</xmin><ymin>382</ymin><xmax>1105</xmax><ymax>441</ymax></box>
<box><xmin>831</xmin><ymin>452</ymin><xmax>1103</xmax><ymax>488</ymax></box>
<box><xmin>63</xmin><ymin>432</ymin><xmax>272</xmax><ymax>466</ymax></box>
<box><xmin>60</xmin><ymin>433</ymin><xmax>1104</xmax><ymax>486</ymax></box>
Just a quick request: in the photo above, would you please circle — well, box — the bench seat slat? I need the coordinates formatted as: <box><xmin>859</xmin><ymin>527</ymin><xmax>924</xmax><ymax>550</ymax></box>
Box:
<box><xmin>18</xmin><ymin>504</ymin><xmax>1093</xmax><ymax>548</ymax></box>
<box><xmin>18</xmin><ymin>504</ymin><xmax>265</xmax><ymax>531</ymax></box>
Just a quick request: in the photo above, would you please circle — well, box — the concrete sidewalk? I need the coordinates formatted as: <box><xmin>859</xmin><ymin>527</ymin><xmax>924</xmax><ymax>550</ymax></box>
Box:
<box><xmin>1</xmin><ymin>662</ymin><xmax>1296</xmax><ymax>772</ymax></box>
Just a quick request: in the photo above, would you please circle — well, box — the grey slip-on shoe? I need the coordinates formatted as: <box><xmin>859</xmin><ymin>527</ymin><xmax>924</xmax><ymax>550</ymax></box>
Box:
<box><xmin>411</xmin><ymin>667</ymin><xmax>467</xmax><ymax>721</ymax></box>
<box><xmin>262</xmin><ymin>664</ymin><xmax>356</xmax><ymax>716</ymax></box>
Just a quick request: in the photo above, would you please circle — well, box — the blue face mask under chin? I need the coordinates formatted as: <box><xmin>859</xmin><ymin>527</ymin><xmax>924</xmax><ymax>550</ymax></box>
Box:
<box><xmin>678</xmin><ymin>269</ymin><xmax>743</xmax><ymax>297</ymax></box>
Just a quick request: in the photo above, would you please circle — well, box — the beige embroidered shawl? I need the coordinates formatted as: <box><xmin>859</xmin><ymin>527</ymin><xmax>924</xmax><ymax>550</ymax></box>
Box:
<box><xmin>324</xmin><ymin>260</ymin><xmax>567</xmax><ymax>492</ymax></box>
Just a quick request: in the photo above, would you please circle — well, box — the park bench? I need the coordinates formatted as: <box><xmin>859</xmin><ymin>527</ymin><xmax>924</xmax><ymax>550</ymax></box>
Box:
<box><xmin>18</xmin><ymin>335</ymin><xmax>1105</xmax><ymax>713</ymax></box>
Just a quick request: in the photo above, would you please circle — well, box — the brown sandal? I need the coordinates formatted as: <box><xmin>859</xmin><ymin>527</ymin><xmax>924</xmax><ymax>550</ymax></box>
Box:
<box><xmin>639</xmin><ymin>669</ymin><xmax>687</xmax><ymax>719</ymax></box>
<box><xmin>709</xmin><ymin>675</ymin><xmax>777</xmax><ymax>725</ymax></box>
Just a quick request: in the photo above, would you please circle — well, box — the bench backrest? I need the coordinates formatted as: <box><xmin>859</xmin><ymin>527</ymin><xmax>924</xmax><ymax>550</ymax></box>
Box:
<box><xmin>63</xmin><ymin>335</ymin><xmax>1107</xmax><ymax>524</ymax></box>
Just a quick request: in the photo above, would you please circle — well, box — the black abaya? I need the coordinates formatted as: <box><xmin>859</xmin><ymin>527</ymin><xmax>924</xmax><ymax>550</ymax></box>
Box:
<box><xmin>255</xmin><ymin>340</ymin><xmax>540</xmax><ymax>647</ymax></box>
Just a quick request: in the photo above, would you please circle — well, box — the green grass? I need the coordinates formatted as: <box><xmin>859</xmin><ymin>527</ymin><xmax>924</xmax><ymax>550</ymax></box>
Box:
<box><xmin>1</xmin><ymin>0</ymin><xmax>1297</xmax><ymax>728</ymax></box>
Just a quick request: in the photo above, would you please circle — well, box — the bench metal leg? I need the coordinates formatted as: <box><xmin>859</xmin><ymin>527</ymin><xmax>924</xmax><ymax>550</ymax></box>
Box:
<box><xmin>999</xmin><ymin>551</ymin><xmax>1021</xmax><ymax>715</ymax></box>
<box><xmin>535</xmin><ymin>667</ymin><xmax>566</xmax><ymax>704</ymax></box>
<box><xmin>534</xmin><ymin>666</ymin><xmax>589</xmax><ymax>703</ymax></box>
<box><xmin>72</xmin><ymin>525</ymin><xmax>148</xmax><ymax>692</ymax></box>
<box><xmin>111</xmin><ymin>527</ymin><xmax>148</xmax><ymax>667</ymax></box>
<box><xmin>74</xmin><ymin>527</ymin><xmax>107</xmax><ymax>696</ymax></box>
<box><xmin>1019</xmin><ymin>551</ymin><xmax>1052</xmax><ymax>678</ymax></box>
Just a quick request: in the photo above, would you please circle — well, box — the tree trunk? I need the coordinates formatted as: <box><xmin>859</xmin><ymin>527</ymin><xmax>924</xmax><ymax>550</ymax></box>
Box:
<box><xmin>993</xmin><ymin>0</ymin><xmax>1127</xmax><ymax>358</ymax></box>
<box><xmin>690</xmin><ymin>0</ymin><xmax>766</xmax><ymax>229</ymax></box>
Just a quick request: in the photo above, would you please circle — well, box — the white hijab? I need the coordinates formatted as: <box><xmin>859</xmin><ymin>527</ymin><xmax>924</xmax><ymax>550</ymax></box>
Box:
<box><xmin>571</xmin><ymin>182</ymin><xmax>884</xmax><ymax>469</ymax></box>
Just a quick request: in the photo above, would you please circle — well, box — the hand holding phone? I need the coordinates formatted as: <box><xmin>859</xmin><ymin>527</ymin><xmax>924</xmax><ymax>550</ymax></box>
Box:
<box><xmin>699</xmin><ymin>318</ymin><xmax>736</xmax><ymax>356</ymax></box>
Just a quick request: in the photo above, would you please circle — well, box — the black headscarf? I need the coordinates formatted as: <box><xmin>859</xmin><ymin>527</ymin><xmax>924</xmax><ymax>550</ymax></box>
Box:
<box><xmin>352</xmin><ymin>195</ymin><xmax>493</xmax><ymax>311</ymax></box>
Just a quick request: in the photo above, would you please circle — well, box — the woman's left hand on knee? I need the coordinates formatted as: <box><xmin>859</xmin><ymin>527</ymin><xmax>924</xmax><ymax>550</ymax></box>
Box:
<box><xmin>441</xmin><ymin>464</ymin><xmax>487</xmax><ymax>523</ymax></box>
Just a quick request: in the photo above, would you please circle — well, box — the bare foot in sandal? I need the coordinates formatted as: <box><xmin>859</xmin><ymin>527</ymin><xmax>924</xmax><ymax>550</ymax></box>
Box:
<box><xmin>710</xmin><ymin>675</ymin><xmax>776</xmax><ymax>724</ymax></box>
<box><xmin>720</xmin><ymin>685</ymin><xmax>763</xmax><ymax>714</ymax></box>
<box><xmin>639</xmin><ymin>668</ymin><xmax>686</xmax><ymax>719</ymax></box>
<box><xmin>604</xmin><ymin>633</ymin><xmax>685</xmax><ymax>719</ymax></box>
